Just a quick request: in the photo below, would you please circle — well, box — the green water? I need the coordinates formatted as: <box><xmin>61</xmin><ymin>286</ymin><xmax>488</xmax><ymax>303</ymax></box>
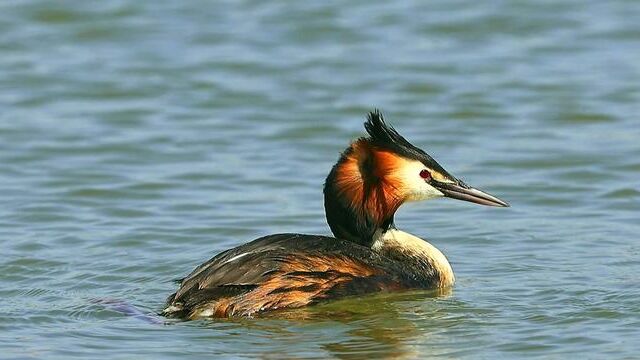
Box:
<box><xmin>1</xmin><ymin>1</ymin><xmax>639</xmax><ymax>359</ymax></box>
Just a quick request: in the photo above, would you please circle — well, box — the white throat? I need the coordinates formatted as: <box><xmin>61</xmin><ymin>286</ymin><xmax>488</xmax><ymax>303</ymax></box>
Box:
<box><xmin>372</xmin><ymin>229</ymin><xmax>455</xmax><ymax>288</ymax></box>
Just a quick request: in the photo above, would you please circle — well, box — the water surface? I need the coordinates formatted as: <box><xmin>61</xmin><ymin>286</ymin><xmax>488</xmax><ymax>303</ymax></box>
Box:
<box><xmin>1</xmin><ymin>1</ymin><xmax>639</xmax><ymax>359</ymax></box>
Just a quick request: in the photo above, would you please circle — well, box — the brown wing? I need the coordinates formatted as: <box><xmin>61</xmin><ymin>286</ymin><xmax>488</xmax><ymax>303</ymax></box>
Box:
<box><xmin>164</xmin><ymin>234</ymin><xmax>415</xmax><ymax>318</ymax></box>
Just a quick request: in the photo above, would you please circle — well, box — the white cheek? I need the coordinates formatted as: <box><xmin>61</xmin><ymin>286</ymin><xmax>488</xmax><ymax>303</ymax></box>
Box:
<box><xmin>405</xmin><ymin>181</ymin><xmax>444</xmax><ymax>202</ymax></box>
<box><xmin>398</xmin><ymin>161</ymin><xmax>444</xmax><ymax>202</ymax></box>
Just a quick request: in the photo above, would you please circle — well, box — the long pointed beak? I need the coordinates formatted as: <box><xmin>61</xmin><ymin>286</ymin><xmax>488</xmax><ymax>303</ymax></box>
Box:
<box><xmin>432</xmin><ymin>181</ymin><xmax>510</xmax><ymax>207</ymax></box>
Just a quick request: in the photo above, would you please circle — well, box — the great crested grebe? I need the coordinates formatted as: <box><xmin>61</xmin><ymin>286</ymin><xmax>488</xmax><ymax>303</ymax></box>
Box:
<box><xmin>164</xmin><ymin>111</ymin><xmax>508</xmax><ymax>319</ymax></box>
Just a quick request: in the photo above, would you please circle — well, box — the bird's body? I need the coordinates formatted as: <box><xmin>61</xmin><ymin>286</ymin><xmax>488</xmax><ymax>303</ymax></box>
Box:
<box><xmin>165</xmin><ymin>231</ymin><xmax>453</xmax><ymax>318</ymax></box>
<box><xmin>164</xmin><ymin>111</ymin><xmax>507</xmax><ymax>319</ymax></box>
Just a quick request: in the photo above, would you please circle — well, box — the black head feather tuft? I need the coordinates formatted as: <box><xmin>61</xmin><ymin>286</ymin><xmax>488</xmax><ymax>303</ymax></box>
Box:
<box><xmin>365</xmin><ymin>110</ymin><xmax>416</xmax><ymax>151</ymax></box>
<box><xmin>363</xmin><ymin>110</ymin><xmax>452</xmax><ymax>177</ymax></box>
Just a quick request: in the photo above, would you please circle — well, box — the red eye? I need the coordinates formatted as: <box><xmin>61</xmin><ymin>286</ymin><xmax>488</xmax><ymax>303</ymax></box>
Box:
<box><xmin>419</xmin><ymin>169</ymin><xmax>431</xmax><ymax>180</ymax></box>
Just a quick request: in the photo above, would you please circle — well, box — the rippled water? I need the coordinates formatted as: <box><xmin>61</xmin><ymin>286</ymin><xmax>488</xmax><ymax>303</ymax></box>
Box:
<box><xmin>1</xmin><ymin>1</ymin><xmax>639</xmax><ymax>359</ymax></box>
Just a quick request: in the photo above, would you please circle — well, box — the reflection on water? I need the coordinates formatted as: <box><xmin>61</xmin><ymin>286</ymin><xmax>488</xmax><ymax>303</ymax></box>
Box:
<box><xmin>188</xmin><ymin>289</ymin><xmax>457</xmax><ymax>359</ymax></box>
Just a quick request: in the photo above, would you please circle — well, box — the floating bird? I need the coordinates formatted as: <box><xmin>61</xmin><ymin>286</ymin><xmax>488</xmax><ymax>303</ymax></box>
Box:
<box><xmin>164</xmin><ymin>110</ymin><xmax>508</xmax><ymax>318</ymax></box>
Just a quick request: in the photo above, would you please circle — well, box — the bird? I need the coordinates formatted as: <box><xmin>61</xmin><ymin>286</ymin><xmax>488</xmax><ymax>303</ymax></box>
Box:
<box><xmin>163</xmin><ymin>110</ymin><xmax>509</xmax><ymax>319</ymax></box>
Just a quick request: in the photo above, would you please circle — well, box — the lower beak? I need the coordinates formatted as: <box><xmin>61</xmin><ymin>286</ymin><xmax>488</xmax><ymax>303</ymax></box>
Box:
<box><xmin>432</xmin><ymin>181</ymin><xmax>509</xmax><ymax>207</ymax></box>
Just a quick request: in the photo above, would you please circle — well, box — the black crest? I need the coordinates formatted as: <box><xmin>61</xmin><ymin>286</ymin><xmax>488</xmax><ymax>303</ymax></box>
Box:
<box><xmin>364</xmin><ymin>110</ymin><xmax>451</xmax><ymax>177</ymax></box>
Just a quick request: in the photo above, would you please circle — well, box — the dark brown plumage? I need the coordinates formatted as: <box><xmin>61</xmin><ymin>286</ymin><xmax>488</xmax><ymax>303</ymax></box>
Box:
<box><xmin>164</xmin><ymin>234</ymin><xmax>439</xmax><ymax>318</ymax></box>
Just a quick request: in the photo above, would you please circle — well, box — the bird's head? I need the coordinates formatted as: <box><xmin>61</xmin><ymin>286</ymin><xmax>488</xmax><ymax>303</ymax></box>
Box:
<box><xmin>324</xmin><ymin>110</ymin><xmax>508</xmax><ymax>246</ymax></box>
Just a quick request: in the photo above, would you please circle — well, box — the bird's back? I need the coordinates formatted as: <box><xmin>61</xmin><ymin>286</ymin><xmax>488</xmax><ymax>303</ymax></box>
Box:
<box><xmin>164</xmin><ymin>233</ymin><xmax>437</xmax><ymax>318</ymax></box>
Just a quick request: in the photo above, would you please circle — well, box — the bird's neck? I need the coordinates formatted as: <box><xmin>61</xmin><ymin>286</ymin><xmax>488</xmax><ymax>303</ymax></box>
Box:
<box><xmin>323</xmin><ymin>147</ymin><xmax>455</xmax><ymax>287</ymax></box>
<box><xmin>372</xmin><ymin>228</ymin><xmax>455</xmax><ymax>288</ymax></box>
<box><xmin>323</xmin><ymin>139</ymin><xmax>404</xmax><ymax>246</ymax></box>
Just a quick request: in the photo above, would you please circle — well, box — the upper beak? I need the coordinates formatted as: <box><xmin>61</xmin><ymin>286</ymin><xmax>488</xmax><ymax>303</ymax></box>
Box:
<box><xmin>432</xmin><ymin>180</ymin><xmax>510</xmax><ymax>207</ymax></box>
